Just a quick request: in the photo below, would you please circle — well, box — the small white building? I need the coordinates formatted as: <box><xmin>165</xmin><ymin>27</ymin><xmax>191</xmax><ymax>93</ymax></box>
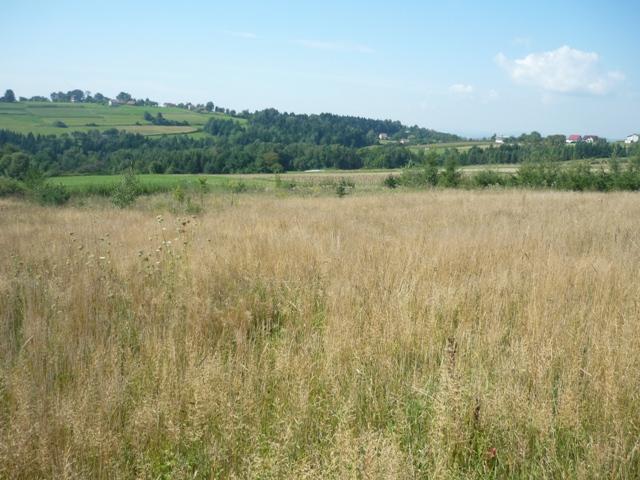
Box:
<box><xmin>495</xmin><ymin>135</ymin><xmax>504</xmax><ymax>144</ymax></box>
<box><xmin>584</xmin><ymin>135</ymin><xmax>599</xmax><ymax>144</ymax></box>
<box><xmin>625</xmin><ymin>134</ymin><xmax>639</xmax><ymax>144</ymax></box>
<box><xmin>378</xmin><ymin>133</ymin><xmax>388</xmax><ymax>141</ymax></box>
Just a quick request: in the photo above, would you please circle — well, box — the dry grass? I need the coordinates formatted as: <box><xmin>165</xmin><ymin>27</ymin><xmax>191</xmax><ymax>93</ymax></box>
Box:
<box><xmin>1</xmin><ymin>190</ymin><xmax>640</xmax><ymax>479</ymax></box>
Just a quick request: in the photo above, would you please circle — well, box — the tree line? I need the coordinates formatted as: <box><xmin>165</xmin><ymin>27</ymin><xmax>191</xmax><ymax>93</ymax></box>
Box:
<box><xmin>0</xmin><ymin>87</ymin><xmax>238</xmax><ymax>114</ymax></box>
<box><xmin>204</xmin><ymin>109</ymin><xmax>461</xmax><ymax>147</ymax></box>
<box><xmin>1</xmin><ymin>129</ymin><xmax>638</xmax><ymax>179</ymax></box>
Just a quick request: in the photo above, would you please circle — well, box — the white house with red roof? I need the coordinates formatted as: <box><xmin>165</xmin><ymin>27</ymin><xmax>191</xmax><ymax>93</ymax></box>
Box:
<box><xmin>566</xmin><ymin>134</ymin><xmax>582</xmax><ymax>144</ymax></box>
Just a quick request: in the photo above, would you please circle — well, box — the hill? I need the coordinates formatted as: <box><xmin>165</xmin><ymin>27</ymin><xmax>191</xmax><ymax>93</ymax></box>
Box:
<box><xmin>0</xmin><ymin>101</ymin><xmax>238</xmax><ymax>136</ymax></box>
<box><xmin>0</xmin><ymin>100</ymin><xmax>461</xmax><ymax>146</ymax></box>
<box><xmin>203</xmin><ymin>108</ymin><xmax>462</xmax><ymax>147</ymax></box>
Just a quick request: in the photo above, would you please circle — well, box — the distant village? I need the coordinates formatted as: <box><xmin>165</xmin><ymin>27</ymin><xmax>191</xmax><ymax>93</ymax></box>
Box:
<box><xmin>492</xmin><ymin>133</ymin><xmax>639</xmax><ymax>145</ymax></box>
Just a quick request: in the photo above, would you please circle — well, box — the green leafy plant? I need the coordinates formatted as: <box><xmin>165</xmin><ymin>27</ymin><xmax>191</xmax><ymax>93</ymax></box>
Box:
<box><xmin>111</xmin><ymin>169</ymin><xmax>141</xmax><ymax>208</ymax></box>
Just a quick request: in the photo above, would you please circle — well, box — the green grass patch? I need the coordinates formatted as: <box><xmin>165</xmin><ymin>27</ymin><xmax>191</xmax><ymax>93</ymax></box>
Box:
<box><xmin>0</xmin><ymin>101</ymin><xmax>243</xmax><ymax>136</ymax></box>
<box><xmin>48</xmin><ymin>174</ymin><xmax>269</xmax><ymax>196</ymax></box>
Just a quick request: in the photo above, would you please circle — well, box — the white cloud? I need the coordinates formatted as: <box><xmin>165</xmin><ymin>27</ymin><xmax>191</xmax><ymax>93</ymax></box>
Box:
<box><xmin>297</xmin><ymin>40</ymin><xmax>374</xmax><ymax>54</ymax></box>
<box><xmin>449</xmin><ymin>83</ymin><xmax>475</xmax><ymax>95</ymax></box>
<box><xmin>496</xmin><ymin>45</ymin><xmax>624</xmax><ymax>95</ymax></box>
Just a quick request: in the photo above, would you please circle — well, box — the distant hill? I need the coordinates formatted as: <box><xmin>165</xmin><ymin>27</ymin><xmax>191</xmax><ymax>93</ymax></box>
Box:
<box><xmin>203</xmin><ymin>108</ymin><xmax>461</xmax><ymax>147</ymax></box>
<box><xmin>0</xmin><ymin>101</ymin><xmax>461</xmax><ymax>146</ymax></box>
<box><xmin>0</xmin><ymin>101</ymin><xmax>237</xmax><ymax>137</ymax></box>
<box><xmin>0</xmin><ymin>98</ymin><xmax>465</xmax><ymax>176</ymax></box>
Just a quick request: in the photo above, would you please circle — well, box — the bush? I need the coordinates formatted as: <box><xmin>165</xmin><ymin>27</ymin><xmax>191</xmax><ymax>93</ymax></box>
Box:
<box><xmin>52</xmin><ymin>120</ymin><xmax>68</xmax><ymax>128</ymax></box>
<box><xmin>383</xmin><ymin>174</ymin><xmax>399</xmax><ymax>189</ymax></box>
<box><xmin>31</xmin><ymin>183</ymin><xmax>70</xmax><ymax>206</ymax></box>
<box><xmin>335</xmin><ymin>177</ymin><xmax>355</xmax><ymax>197</ymax></box>
<box><xmin>438</xmin><ymin>158</ymin><xmax>461</xmax><ymax>187</ymax></box>
<box><xmin>471</xmin><ymin>169</ymin><xmax>509</xmax><ymax>188</ymax></box>
<box><xmin>229</xmin><ymin>180</ymin><xmax>248</xmax><ymax>193</ymax></box>
<box><xmin>516</xmin><ymin>162</ymin><xmax>560</xmax><ymax>188</ymax></box>
<box><xmin>111</xmin><ymin>170</ymin><xmax>142</xmax><ymax>208</ymax></box>
<box><xmin>0</xmin><ymin>176</ymin><xmax>26</xmax><ymax>197</ymax></box>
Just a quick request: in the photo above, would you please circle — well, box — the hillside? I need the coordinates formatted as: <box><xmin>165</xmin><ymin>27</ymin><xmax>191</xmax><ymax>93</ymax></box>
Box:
<box><xmin>203</xmin><ymin>108</ymin><xmax>462</xmax><ymax>147</ymax></box>
<box><xmin>0</xmin><ymin>100</ymin><xmax>461</xmax><ymax>145</ymax></box>
<box><xmin>0</xmin><ymin>101</ymin><xmax>238</xmax><ymax>136</ymax></box>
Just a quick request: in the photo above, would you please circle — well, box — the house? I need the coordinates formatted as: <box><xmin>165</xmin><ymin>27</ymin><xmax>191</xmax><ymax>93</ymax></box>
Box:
<box><xmin>566</xmin><ymin>134</ymin><xmax>582</xmax><ymax>144</ymax></box>
<box><xmin>378</xmin><ymin>133</ymin><xmax>388</xmax><ymax>141</ymax></box>
<box><xmin>399</xmin><ymin>138</ymin><xmax>410</xmax><ymax>145</ymax></box>
<box><xmin>625</xmin><ymin>134</ymin><xmax>639</xmax><ymax>144</ymax></box>
<box><xmin>495</xmin><ymin>135</ymin><xmax>504</xmax><ymax>144</ymax></box>
<box><xmin>583</xmin><ymin>135</ymin><xmax>599</xmax><ymax>143</ymax></box>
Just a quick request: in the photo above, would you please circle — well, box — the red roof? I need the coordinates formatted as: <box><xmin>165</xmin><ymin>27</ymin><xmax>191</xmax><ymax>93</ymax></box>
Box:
<box><xmin>568</xmin><ymin>134</ymin><xmax>582</xmax><ymax>141</ymax></box>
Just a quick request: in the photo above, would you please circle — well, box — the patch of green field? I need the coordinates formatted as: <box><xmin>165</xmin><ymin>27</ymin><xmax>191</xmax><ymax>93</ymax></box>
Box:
<box><xmin>48</xmin><ymin>174</ymin><xmax>270</xmax><ymax>195</ymax></box>
<box><xmin>0</xmin><ymin>101</ymin><xmax>243</xmax><ymax>136</ymax></box>
<box><xmin>410</xmin><ymin>141</ymin><xmax>494</xmax><ymax>153</ymax></box>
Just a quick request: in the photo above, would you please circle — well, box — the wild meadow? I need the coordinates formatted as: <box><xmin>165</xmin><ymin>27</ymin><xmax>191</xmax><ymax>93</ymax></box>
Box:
<box><xmin>1</xmin><ymin>189</ymin><xmax>640</xmax><ymax>478</ymax></box>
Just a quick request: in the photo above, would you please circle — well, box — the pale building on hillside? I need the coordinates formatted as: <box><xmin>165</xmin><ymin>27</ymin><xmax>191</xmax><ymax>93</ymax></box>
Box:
<box><xmin>625</xmin><ymin>134</ymin><xmax>639</xmax><ymax>144</ymax></box>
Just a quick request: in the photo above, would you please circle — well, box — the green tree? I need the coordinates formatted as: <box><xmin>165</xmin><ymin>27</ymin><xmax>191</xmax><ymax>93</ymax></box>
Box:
<box><xmin>3</xmin><ymin>152</ymin><xmax>31</xmax><ymax>179</ymax></box>
<box><xmin>111</xmin><ymin>169</ymin><xmax>141</xmax><ymax>208</ymax></box>
<box><xmin>1</xmin><ymin>89</ymin><xmax>16</xmax><ymax>102</ymax></box>
<box><xmin>439</xmin><ymin>158</ymin><xmax>461</xmax><ymax>187</ymax></box>
<box><xmin>116</xmin><ymin>92</ymin><xmax>132</xmax><ymax>103</ymax></box>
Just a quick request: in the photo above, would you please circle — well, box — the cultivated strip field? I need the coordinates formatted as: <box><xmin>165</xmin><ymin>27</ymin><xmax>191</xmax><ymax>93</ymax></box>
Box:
<box><xmin>1</xmin><ymin>190</ymin><xmax>640</xmax><ymax>478</ymax></box>
<box><xmin>0</xmin><ymin>102</ymin><xmax>238</xmax><ymax>136</ymax></box>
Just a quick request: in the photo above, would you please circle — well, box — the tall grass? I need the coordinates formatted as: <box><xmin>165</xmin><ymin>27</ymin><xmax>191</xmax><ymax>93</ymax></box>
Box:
<box><xmin>1</xmin><ymin>191</ymin><xmax>640</xmax><ymax>478</ymax></box>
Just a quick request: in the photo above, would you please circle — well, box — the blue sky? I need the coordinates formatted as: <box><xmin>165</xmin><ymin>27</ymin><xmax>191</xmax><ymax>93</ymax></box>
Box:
<box><xmin>2</xmin><ymin>0</ymin><xmax>639</xmax><ymax>138</ymax></box>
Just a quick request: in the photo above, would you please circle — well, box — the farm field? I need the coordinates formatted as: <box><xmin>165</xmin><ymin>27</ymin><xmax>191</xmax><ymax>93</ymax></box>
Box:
<box><xmin>1</xmin><ymin>190</ymin><xmax>640</xmax><ymax>478</ymax></box>
<box><xmin>411</xmin><ymin>141</ymin><xmax>494</xmax><ymax>153</ymax></box>
<box><xmin>46</xmin><ymin>158</ymin><xmax>625</xmax><ymax>195</ymax></box>
<box><xmin>48</xmin><ymin>171</ymin><xmax>399</xmax><ymax>194</ymax></box>
<box><xmin>0</xmin><ymin>101</ymin><xmax>239</xmax><ymax>136</ymax></box>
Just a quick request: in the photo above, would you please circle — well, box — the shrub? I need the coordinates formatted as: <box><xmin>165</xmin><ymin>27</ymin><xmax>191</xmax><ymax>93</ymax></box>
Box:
<box><xmin>516</xmin><ymin>162</ymin><xmax>560</xmax><ymax>188</ymax></box>
<box><xmin>383</xmin><ymin>174</ymin><xmax>399</xmax><ymax>189</ymax></box>
<box><xmin>230</xmin><ymin>180</ymin><xmax>248</xmax><ymax>193</ymax></box>
<box><xmin>438</xmin><ymin>158</ymin><xmax>461</xmax><ymax>187</ymax></box>
<box><xmin>471</xmin><ymin>169</ymin><xmax>509</xmax><ymax>188</ymax></box>
<box><xmin>52</xmin><ymin>120</ymin><xmax>68</xmax><ymax>128</ymax></box>
<box><xmin>111</xmin><ymin>170</ymin><xmax>142</xmax><ymax>208</ymax></box>
<box><xmin>31</xmin><ymin>183</ymin><xmax>70</xmax><ymax>206</ymax></box>
<box><xmin>0</xmin><ymin>176</ymin><xmax>26</xmax><ymax>197</ymax></box>
<box><xmin>335</xmin><ymin>177</ymin><xmax>355</xmax><ymax>197</ymax></box>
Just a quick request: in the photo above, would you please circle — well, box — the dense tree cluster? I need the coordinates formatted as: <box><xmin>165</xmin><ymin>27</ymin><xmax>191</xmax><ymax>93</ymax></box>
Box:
<box><xmin>0</xmin><ymin>89</ymin><xmax>16</xmax><ymax>102</ymax></box>
<box><xmin>143</xmin><ymin>112</ymin><xmax>189</xmax><ymax>126</ymax></box>
<box><xmin>203</xmin><ymin>109</ymin><xmax>461</xmax><ymax>147</ymax></box>
<box><xmin>456</xmin><ymin>139</ymin><xmax>624</xmax><ymax>165</ymax></box>
<box><xmin>0</xmin><ymin>128</ymin><xmax>637</xmax><ymax>179</ymax></box>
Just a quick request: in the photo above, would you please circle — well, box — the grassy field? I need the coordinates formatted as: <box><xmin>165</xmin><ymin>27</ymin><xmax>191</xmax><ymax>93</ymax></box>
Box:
<box><xmin>46</xmin><ymin>159</ymin><xmax>621</xmax><ymax>194</ymax></box>
<box><xmin>47</xmin><ymin>172</ymin><xmax>397</xmax><ymax>195</ymax></box>
<box><xmin>0</xmin><ymin>101</ymin><xmax>240</xmax><ymax>136</ymax></box>
<box><xmin>49</xmin><ymin>174</ymin><xmax>269</xmax><ymax>193</ymax></box>
<box><xmin>410</xmin><ymin>141</ymin><xmax>494</xmax><ymax>153</ymax></box>
<box><xmin>1</xmin><ymin>190</ymin><xmax>640</xmax><ymax>478</ymax></box>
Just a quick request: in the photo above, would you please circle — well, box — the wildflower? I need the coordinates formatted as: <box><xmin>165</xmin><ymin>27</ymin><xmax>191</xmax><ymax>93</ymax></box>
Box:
<box><xmin>486</xmin><ymin>447</ymin><xmax>497</xmax><ymax>461</ymax></box>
